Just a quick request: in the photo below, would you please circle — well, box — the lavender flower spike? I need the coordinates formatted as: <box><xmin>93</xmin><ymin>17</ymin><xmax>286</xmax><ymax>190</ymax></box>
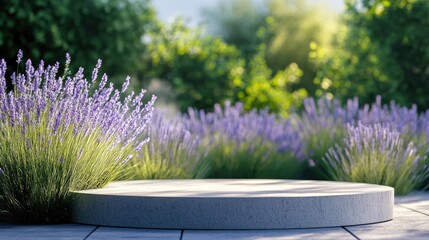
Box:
<box><xmin>122</xmin><ymin>76</ymin><xmax>130</xmax><ymax>93</ymax></box>
<box><xmin>91</xmin><ymin>59</ymin><xmax>102</xmax><ymax>82</ymax></box>
<box><xmin>120</xmin><ymin>155</ymin><xmax>133</xmax><ymax>165</ymax></box>
<box><xmin>16</xmin><ymin>49</ymin><xmax>23</xmax><ymax>64</ymax></box>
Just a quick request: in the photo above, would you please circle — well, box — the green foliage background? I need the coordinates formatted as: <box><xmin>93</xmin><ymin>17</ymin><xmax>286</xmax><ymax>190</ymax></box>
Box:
<box><xmin>203</xmin><ymin>0</ymin><xmax>337</xmax><ymax>97</ymax></box>
<box><xmin>141</xmin><ymin>19</ymin><xmax>245</xmax><ymax>112</ymax></box>
<box><xmin>2</xmin><ymin>0</ymin><xmax>429</xmax><ymax>112</ymax></box>
<box><xmin>0</xmin><ymin>0</ymin><xmax>155</xmax><ymax>84</ymax></box>
<box><xmin>312</xmin><ymin>0</ymin><xmax>429</xmax><ymax>109</ymax></box>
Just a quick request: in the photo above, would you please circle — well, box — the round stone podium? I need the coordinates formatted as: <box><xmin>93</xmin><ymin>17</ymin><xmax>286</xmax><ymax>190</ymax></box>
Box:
<box><xmin>71</xmin><ymin>179</ymin><xmax>393</xmax><ymax>229</ymax></box>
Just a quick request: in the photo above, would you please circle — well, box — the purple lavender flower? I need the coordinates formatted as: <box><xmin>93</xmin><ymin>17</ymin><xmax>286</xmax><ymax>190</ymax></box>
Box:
<box><xmin>91</xmin><ymin>59</ymin><xmax>102</xmax><ymax>82</ymax></box>
<box><xmin>65</xmin><ymin>53</ymin><xmax>71</xmax><ymax>66</ymax></box>
<box><xmin>16</xmin><ymin>50</ymin><xmax>23</xmax><ymax>64</ymax></box>
<box><xmin>322</xmin><ymin>122</ymin><xmax>429</xmax><ymax>194</ymax></box>
<box><xmin>126</xmin><ymin>109</ymin><xmax>204</xmax><ymax>179</ymax></box>
<box><xmin>295</xmin><ymin>96</ymin><xmax>423</xmax><ymax>165</ymax></box>
<box><xmin>184</xmin><ymin>101</ymin><xmax>305</xmax><ymax>160</ymax></box>
<box><xmin>122</xmin><ymin>76</ymin><xmax>130</xmax><ymax>93</ymax></box>
<box><xmin>26</xmin><ymin>139</ymin><xmax>31</xmax><ymax>150</ymax></box>
<box><xmin>98</xmin><ymin>73</ymin><xmax>108</xmax><ymax>90</ymax></box>
<box><xmin>120</xmin><ymin>155</ymin><xmax>133</xmax><ymax>165</ymax></box>
<box><xmin>147</xmin><ymin>110</ymin><xmax>202</xmax><ymax>162</ymax></box>
<box><xmin>0</xmin><ymin>51</ymin><xmax>156</xmax><ymax>165</ymax></box>
<box><xmin>358</xmin><ymin>96</ymin><xmax>419</xmax><ymax>136</ymax></box>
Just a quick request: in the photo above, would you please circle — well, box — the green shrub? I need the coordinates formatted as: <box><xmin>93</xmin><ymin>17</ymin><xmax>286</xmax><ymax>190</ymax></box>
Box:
<box><xmin>236</xmin><ymin>46</ymin><xmax>307</xmax><ymax>117</ymax></box>
<box><xmin>142</xmin><ymin>19</ymin><xmax>245</xmax><ymax>111</ymax></box>
<box><xmin>203</xmin><ymin>0</ymin><xmax>338</xmax><ymax>96</ymax></box>
<box><xmin>312</xmin><ymin>0</ymin><xmax>429</xmax><ymax>109</ymax></box>
<box><xmin>0</xmin><ymin>0</ymin><xmax>155</xmax><ymax>86</ymax></box>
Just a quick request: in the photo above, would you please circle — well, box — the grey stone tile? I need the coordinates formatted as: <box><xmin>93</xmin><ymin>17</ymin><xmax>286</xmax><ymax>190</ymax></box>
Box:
<box><xmin>86</xmin><ymin>227</ymin><xmax>181</xmax><ymax>240</ymax></box>
<box><xmin>0</xmin><ymin>223</ymin><xmax>96</xmax><ymax>240</ymax></box>
<box><xmin>182</xmin><ymin>228</ymin><xmax>355</xmax><ymax>240</ymax></box>
<box><xmin>395</xmin><ymin>191</ymin><xmax>429</xmax><ymax>216</ymax></box>
<box><xmin>346</xmin><ymin>205</ymin><xmax>429</xmax><ymax>240</ymax></box>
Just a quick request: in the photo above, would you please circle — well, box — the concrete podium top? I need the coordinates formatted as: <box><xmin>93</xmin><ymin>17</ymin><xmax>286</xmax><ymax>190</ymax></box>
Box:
<box><xmin>77</xmin><ymin>179</ymin><xmax>393</xmax><ymax>198</ymax></box>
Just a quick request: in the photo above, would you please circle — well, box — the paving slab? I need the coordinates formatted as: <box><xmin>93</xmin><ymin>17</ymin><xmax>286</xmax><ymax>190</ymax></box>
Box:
<box><xmin>72</xmin><ymin>179</ymin><xmax>393</xmax><ymax>229</ymax></box>
<box><xmin>0</xmin><ymin>222</ymin><xmax>95</xmax><ymax>240</ymax></box>
<box><xmin>86</xmin><ymin>227</ymin><xmax>181</xmax><ymax>240</ymax></box>
<box><xmin>182</xmin><ymin>228</ymin><xmax>356</xmax><ymax>240</ymax></box>
<box><xmin>395</xmin><ymin>191</ymin><xmax>429</xmax><ymax>216</ymax></box>
<box><xmin>345</xmin><ymin>205</ymin><xmax>429</xmax><ymax>240</ymax></box>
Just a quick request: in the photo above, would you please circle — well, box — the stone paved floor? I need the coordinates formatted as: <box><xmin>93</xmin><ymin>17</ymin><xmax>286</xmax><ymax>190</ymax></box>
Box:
<box><xmin>1</xmin><ymin>191</ymin><xmax>428</xmax><ymax>240</ymax></box>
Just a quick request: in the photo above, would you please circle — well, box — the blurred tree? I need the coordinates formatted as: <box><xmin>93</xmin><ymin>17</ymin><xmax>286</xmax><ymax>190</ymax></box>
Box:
<box><xmin>202</xmin><ymin>0</ymin><xmax>338</xmax><ymax>96</ymax></box>
<box><xmin>0</xmin><ymin>0</ymin><xmax>155</xmax><ymax>86</ymax></box>
<box><xmin>264</xmin><ymin>0</ymin><xmax>337</xmax><ymax>95</ymax></box>
<box><xmin>312</xmin><ymin>0</ymin><xmax>429</xmax><ymax>109</ymax></box>
<box><xmin>143</xmin><ymin>18</ymin><xmax>306</xmax><ymax>115</ymax></box>
<box><xmin>202</xmin><ymin>0</ymin><xmax>268</xmax><ymax>61</ymax></box>
<box><xmin>235</xmin><ymin>44</ymin><xmax>307</xmax><ymax>117</ymax></box>
<box><xmin>142</xmin><ymin>19</ymin><xmax>245</xmax><ymax>111</ymax></box>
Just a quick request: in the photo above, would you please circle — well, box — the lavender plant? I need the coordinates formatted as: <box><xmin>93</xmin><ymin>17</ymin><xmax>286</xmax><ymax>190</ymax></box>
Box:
<box><xmin>0</xmin><ymin>51</ymin><xmax>155</xmax><ymax>223</ymax></box>
<box><xmin>184</xmin><ymin>102</ymin><xmax>305</xmax><ymax>179</ymax></box>
<box><xmin>359</xmin><ymin>97</ymin><xmax>429</xmax><ymax>170</ymax></box>
<box><xmin>295</xmin><ymin>97</ymin><xmax>359</xmax><ymax>179</ymax></box>
<box><xmin>322</xmin><ymin>123</ymin><xmax>429</xmax><ymax>195</ymax></box>
<box><xmin>296</xmin><ymin>96</ymin><xmax>429</xmax><ymax>180</ymax></box>
<box><xmin>416</xmin><ymin>111</ymin><xmax>429</xmax><ymax>188</ymax></box>
<box><xmin>121</xmin><ymin>110</ymin><xmax>204</xmax><ymax>179</ymax></box>
<box><xmin>358</xmin><ymin>96</ymin><xmax>422</xmax><ymax>141</ymax></box>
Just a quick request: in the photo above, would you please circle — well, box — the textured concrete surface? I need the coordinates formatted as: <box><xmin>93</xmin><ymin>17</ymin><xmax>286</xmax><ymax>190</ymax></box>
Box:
<box><xmin>1</xmin><ymin>191</ymin><xmax>428</xmax><ymax>239</ymax></box>
<box><xmin>72</xmin><ymin>179</ymin><xmax>393</xmax><ymax>229</ymax></box>
<box><xmin>86</xmin><ymin>227</ymin><xmax>181</xmax><ymax>240</ymax></box>
<box><xmin>0</xmin><ymin>223</ymin><xmax>96</xmax><ymax>240</ymax></box>
<box><xmin>182</xmin><ymin>228</ymin><xmax>355</xmax><ymax>240</ymax></box>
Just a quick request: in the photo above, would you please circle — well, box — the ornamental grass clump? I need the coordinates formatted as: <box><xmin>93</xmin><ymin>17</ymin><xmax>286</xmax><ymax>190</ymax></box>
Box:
<box><xmin>322</xmin><ymin>123</ymin><xmax>429</xmax><ymax>195</ymax></box>
<box><xmin>184</xmin><ymin>102</ymin><xmax>304</xmax><ymax>178</ymax></box>
<box><xmin>0</xmin><ymin>51</ymin><xmax>155</xmax><ymax>223</ymax></box>
<box><xmin>121</xmin><ymin>111</ymin><xmax>204</xmax><ymax>179</ymax></box>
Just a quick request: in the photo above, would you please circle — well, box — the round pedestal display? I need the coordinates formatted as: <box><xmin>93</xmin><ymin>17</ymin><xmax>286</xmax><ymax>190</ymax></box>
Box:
<box><xmin>72</xmin><ymin>179</ymin><xmax>393</xmax><ymax>229</ymax></box>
